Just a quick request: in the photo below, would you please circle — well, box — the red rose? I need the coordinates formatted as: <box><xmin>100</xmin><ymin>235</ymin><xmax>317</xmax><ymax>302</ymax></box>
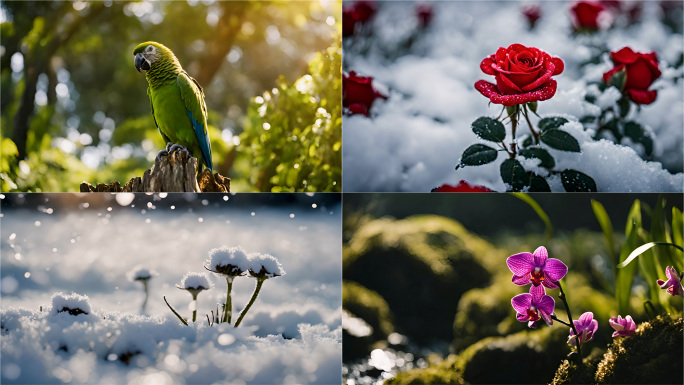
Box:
<box><xmin>521</xmin><ymin>4</ymin><xmax>542</xmax><ymax>29</ymax></box>
<box><xmin>343</xmin><ymin>71</ymin><xmax>387</xmax><ymax>116</ymax></box>
<box><xmin>571</xmin><ymin>1</ymin><xmax>605</xmax><ymax>30</ymax></box>
<box><xmin>602</xmin><ymin>47</ymin><xmax>661</xmax><ymax>104</ymax></box>
<box><xmin>416</xmin><ymin>3</ymin><xmax>434</xmax><ymax>29</ymax></box>
<box><xmin>432</xmin><ymin>180</ymin><xmax>493</xmax><ymax>192</ymax></box>
<box><xmin>474</xmin><ymin>44</ymin><xmax>564</xmax><ymax>107</ymax></box>
<box><xmin>343</xmin><ymin>9</ymin><xmax>356</xmax><ymax>37</ymax></box>
<box><xmin>350</xmin><ymin>1</ymin><xmax>376</xmax><ymax>24</ymax></box>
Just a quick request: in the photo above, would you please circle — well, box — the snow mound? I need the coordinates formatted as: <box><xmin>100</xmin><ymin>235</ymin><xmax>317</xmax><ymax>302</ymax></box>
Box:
<box><xmin>49</xmin><ymin>292</ymin><xmax>92</xmax><ymax>317</ymax></box>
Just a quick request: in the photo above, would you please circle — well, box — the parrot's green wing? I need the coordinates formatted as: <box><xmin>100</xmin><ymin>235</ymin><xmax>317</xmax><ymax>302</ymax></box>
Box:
<box><xmin>177</xmin><ymin>71</ymin><xmax>212</xmax><ymax>170</ymax></box>
<box><xmin>147</xmin><ymin>87</ymin><xmax>171</xmax><ymax>144</ymax></box>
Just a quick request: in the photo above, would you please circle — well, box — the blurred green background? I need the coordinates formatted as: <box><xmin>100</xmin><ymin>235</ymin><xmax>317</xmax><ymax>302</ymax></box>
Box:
<box><xmin>343</xmin><ymin>193</ymin><xmax>683</xmax><ymax>384</ymax></box>
<box><xmin>1</xmin><ymin>0</ymin><xmax>341</xmax><ymax>192</ymax></box>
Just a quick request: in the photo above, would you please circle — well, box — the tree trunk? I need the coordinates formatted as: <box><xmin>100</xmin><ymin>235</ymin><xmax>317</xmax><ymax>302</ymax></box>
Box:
<box><xmin>80</xmin><ymin>151</ymin><xmax>230</xmax><ymax>193</ymax></box>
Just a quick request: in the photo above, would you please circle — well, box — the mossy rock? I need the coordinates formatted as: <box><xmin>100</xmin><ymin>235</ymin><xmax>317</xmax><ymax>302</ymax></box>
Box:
<box><xmin>344</xmin><ymin>215</ymin><xmax>499</xmax><ymax>344</ymax></box>
<box><xmin>343</xmin><ymin>280</ymin><xmax>395</xmax><ymax>361</ymax></box>
<box><xmin>389</xmin><ymin>325</ymin><xmax>569</xmax><ymax>384</ymax></box>
<box><xmin>452</xmin><ymin>272</ymin><xmax>527</xmax><ymax>352</ymax></box>
<box><xmin>552</xmin><ymin>315</ymin><xmax>683</xmax><ymax>384</ymax></box>
<box><xmin>595</xmin><ymin>314</ymin><xmax>682</xmax><ymax>383</ymax></box>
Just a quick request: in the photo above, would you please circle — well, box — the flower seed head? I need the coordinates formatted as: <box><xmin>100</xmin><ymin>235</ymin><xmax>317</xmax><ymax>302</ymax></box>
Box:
<box><xmin>126</xmin><ymin>265</ymin><xmax>158</xmax><ymax>282</ymax></box>
<box><xmin>248</xmin><ymin>253</ymin><xmax>286</xmax><ymax>279</ymax></box>
<box><xmin>205</xmin><ymin>246</ymin><xmax>251</xmax><ymax>277</ymax></box>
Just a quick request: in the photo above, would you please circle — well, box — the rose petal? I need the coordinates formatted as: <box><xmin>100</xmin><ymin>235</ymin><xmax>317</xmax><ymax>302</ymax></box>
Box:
<box><xmin>624</xmin><ymin>59</ymin><xmax>657</xmax><ymax>90</ymax></box>
<box><xmin>627</xmin><ymin>89</ymin><xmax>657</xmax><ymax>105</ymax></box>
<box><xmin>611</xmin><ymin>47</ymin><xmax>639</xmax><ymax>64</ymax></box>
<box><xmin>507</xmin><ymin>252</ymin><xmax>535</xmax><ymax>275</ymax></box>
<box><xmin>496</xmin><ymin>73</ymin><xmax>523</xmax><ymax>94</ymax></box>
<box><xmin>543</xmin><ymin>258</ymin><xmax>568</xmax><ymax>282</ymax></box>
<box><xmin>480</xmin><ymin>55</ymin><xmax>497</xmax><ymax>76</ymax></box>
<box><xmin>603</xmin><ymin>64</ymin><xmax>625</xmax><ymax>84</ymax></box>
<box><xmin>475</xmin><ymin>79</ymin><xmax>558</xmax><ymax>106</ymax></box>
<box><xmin>511</xmin><ymin>293</ymin><xmax>532</xmax><ymax>314</ymax></box>
<box><xmin>551</xmin><ymin>56</ymin><xmax>564</xmax><ymax>75</ymax></box>
<box><xmin>521</xmin><ymin>60</ymin><xmax>555</xmax><ymax>91</ymax></box>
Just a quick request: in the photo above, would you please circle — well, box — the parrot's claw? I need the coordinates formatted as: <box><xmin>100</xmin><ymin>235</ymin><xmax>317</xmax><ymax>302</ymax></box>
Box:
<box><xmin>168</xmin><ymin>144</ymin><xmax>190</xmax><ymax>155</ymax></box>
<box><xmin>156</xmin><ymin>149</ymin><xmax>170</xmax><ymax>161</ymax></box>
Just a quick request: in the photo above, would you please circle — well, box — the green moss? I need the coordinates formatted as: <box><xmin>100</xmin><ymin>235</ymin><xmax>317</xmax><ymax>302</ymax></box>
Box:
<box><xmin>343</xmin><ymin>215</ymin><xmax>499</xmax><ymax>343</ymax></box>
<box><xmin>594</xmin><ymin>315</ymin><xmax>683</xmax><ymax>384</ymax></box>
<box><xmin>343</xmin><ymin>280</ymin><xmax>395</xmax><ymax>361</ymax></box>
<box><xmin>389</xmin><ymin>325</ymin><xmax>569</xmax><ymax>384</ymax></box>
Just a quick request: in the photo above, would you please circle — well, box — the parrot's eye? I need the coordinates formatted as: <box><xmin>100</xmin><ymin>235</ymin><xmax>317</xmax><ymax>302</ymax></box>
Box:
<box><xmin>146</xmin><ymin>46</ymin><xmax>153</xmax><ymax>53</ymax></box>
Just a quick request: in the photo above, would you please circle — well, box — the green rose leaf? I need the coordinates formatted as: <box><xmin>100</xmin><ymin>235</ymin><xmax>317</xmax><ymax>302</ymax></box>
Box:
<box><xmin>500</xmin><ymin>158</ymin><xmax>528</xmax><ymax>192</ymax></box>
<box><xmin>528</xmin><ymin>173</ymin><xmax>551</xmax><ymax>192</ymax></box>
<box><xmin>518</xmin><ymin>147</ymin><xmax>556</xmax><ymax>168</ymax></box>
<box><xmin>459</xmin><ymin>144</ymin><xmax>498</xmax><ymax>167</ymax></box>
<box><xmin>538</xmin><ymin>116</ymin><xmax>569</xmax><ymax>132</ymax></box>
<box><xmin>540</xmin><ymin>129</ymin><xmax>581</xmax><ymax>152</ymax></box>
<box><xmin>471</xmin><ymin>117</ymin><xmax>506</xmax><ymax>142</ymax></box>
<box><xmin>624</xmin><ymin>121</ymin><xmax>653</xmax><ymax>156</ymax></box>
<box><xmin>561</xmin><ymin>169</ymin><xmax>597</xmax><ymax>192</ymax></box>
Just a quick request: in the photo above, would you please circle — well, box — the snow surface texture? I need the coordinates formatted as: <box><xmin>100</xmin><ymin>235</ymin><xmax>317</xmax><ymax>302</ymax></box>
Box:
<box><xmin>1</xmin><ymin>194</ymin><xmax>342</xmax><ymax>384</ymax></box>
<box><xmin>343</xmin><ymin>1</ymin><xmax>683</xmax><ymax>192</ymax></box>
<box><xmin>178</xmin><ymin>273</ymin><xmax>212</xmax><ymax>291</ymax></box>
<box><xmin>250</xmin><ymin>253</ymin><xmax>286</xmax><ymax>278</ymax></box>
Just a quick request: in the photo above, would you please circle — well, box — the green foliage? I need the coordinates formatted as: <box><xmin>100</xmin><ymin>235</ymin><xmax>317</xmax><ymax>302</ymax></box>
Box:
<box><xmin>594</xmin><ymin>196</ymin><xmax>684</xmax><ymax>316</ymax></box>
<box><xmin>471</xmin><ymin>117</ymin><xmax>505</xmax><ymax>142</ymax></box>
<box><xmin>458</xmin><ymin>144</ymin><xmax>498</xmax><ymax>167</ymax></box>
<box><xmin>238</xmin><ymin>36</ymin><xmax>342</xmax><ymax>192</ymax></box>
<box><xmin>343</xmin><ymin>280</ymin><xmax>395</xmax><ymax>360</ymax></box>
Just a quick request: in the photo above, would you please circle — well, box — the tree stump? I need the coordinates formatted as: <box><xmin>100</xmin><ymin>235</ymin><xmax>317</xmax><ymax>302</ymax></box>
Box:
<box><xmin>80</xmin><ymin>151</ymin><xmax>230</xmax><ymax>192</ymax></box>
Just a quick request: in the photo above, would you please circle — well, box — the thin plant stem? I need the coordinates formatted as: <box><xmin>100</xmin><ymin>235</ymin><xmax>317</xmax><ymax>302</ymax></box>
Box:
<box><xmin>557</xmin><ymin>280</ymin><xmax>582</xmax><ymax>364</ymax></box>
<box><xmin>522</xmin><ymin>105</ymin><xmax>539</xmax><ymax>144</ymax></box>
<box><xmin>191</xmin><ymin>293</ymin><xmax>198</xmax><ymax>323</ymax></box>
<box><xmin>163</xmin><ymin>296</ymin><xmax>188</xmax><ymax>326</ymax></box>
<box><xmin>551</xmin><ymin>314</ymin><xmax>571</xmax><ymax>327</ymax></box>
<box><xmin>222</xmin><ymin>277</ymin><xmax>234</xmax><ymax>324</ymax></box>
<box><xmin>234</xmin><ymin>278</ymin><xmax>266</xmax><ymax>327</ymax></box>
<box><xmin>141</xmin><ymin>280</ymin><xmax>149</xmax><ymax>314</ymax></box>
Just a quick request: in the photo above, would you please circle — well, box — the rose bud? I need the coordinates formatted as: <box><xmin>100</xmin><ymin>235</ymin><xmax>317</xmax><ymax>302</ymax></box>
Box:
<box><xmin>603</xmin><ymin>47</ymin><xmax>661</xmax><ymax>105</ymax></box>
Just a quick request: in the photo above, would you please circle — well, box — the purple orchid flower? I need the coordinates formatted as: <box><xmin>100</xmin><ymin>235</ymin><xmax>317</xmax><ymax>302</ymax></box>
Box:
<box><xmin>609</xmin><ymin>315</ymin><xmax>636</xmax><ymax>338</ymax></box>
<box><xmin>506</xmin><ymin>246</ymin><xmax>568</xmax><ymax>289</ymax></box>
<box><xmin>568</xmin><ymin>311</ymin><xmax>598</xmax><ymax>347</ymax></box>
<box><xmin>511</xmin><ymin>285</ymin><xmax>555</xmax><ymax>328</ymax></box>
<box><xmin>656</xmin><ymin>266</ymin><xmax>684</xmax><ymax>298</ymax></box>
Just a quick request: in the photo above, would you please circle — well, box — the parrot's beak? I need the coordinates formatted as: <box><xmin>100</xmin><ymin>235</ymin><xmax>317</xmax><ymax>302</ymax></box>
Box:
<box><xmin>134</xmin><ymin>53</ymin><xmax>150</xmax><ymax>73</ymax></box>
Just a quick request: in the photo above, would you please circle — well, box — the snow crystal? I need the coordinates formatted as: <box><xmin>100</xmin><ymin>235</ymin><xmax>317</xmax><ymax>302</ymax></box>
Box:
<box><xmin>249</xmin><ymin>253</ymin><xmax>286</xmax><ymax>278</ymax></box>
<box><xmin>127</xmin><ymin>265</ymin><xmax>158</xmax><ymax>282</ymax></box>
<box><xmin>205</xmin><ymin>246</ymin><xmax>252</xmax><ymax>276</ymax></box>
<box><xmin>178</xmin><ymin>272</ymin><xmax>212</xmax><ymax>291</ymax></box>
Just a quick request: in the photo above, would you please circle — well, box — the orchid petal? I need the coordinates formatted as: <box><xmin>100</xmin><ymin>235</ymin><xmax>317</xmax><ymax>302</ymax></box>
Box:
<box><xmin>512</xmin><ymin>272</ymin><xmax>532</xmax><ymax>286</ymax></box>
<box><xmin>543</xmin><ymin>258</ymin><xmax>568</xmax><ymax>281</ymax></box>
<box><xmin>511</xmin><ymin>293</ymin><xmax>532</xmax><ymax>314</ymax></box>
<box><xmin>532</xmin><ymin>246</ymin><xmax>548</xmax><ymax>266</ymax></box>
<box><xmin>507</xmin><ymin>252</ymin><xmax>535</xmax><ymax>275</ymax></box>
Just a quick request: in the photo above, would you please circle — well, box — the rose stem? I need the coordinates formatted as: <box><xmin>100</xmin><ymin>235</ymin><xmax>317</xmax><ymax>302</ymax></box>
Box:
<box><xmin>222</xmin><ymin>277</ymin><xmax>234</xmax><ymax>324</ymax></box>
<box><xmin>510</xmin><ymin>105</ymin><xmax>519</xmax><ymax>158</ymax></box>
<box><xmin>234</xmin><ymin>278</ymin><xmax>266</xmax><ymax>327</ymax></box>
<box><xmin>522</xmin><ymin>105</ymin><xmax>539</xmax><ymax>144</ymax></box>
<box><xmin>557</xmin><ymin>280</ymin><xmax>582</xmax><ymax>364</ymax></box>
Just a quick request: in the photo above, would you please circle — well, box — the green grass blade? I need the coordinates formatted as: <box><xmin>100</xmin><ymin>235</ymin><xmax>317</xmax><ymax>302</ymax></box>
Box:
<box><xmin>671</xmin><ymin>207</ymin><xmax>683</xmax><ymax>272</ymax></box>
<box><xmin>616</xmin><ymin>200</ymin><xmax>641</xmax><ymax>315</ymax></box>
<box><xmin>591</xmin><ymin>198</ymin><xmax>617</xmax><ymax>269</ymax></box>
<box><xmin>511</xmin><ymin>193</ymin><xmax>553</xmax><ymax>242</ymax></box>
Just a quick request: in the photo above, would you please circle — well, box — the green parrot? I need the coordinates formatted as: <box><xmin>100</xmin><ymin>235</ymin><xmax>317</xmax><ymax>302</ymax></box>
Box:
<box><xmin>133</xmin><ymin>41</ymin><xmax>212</xmax><ymax>172</ymax></box>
